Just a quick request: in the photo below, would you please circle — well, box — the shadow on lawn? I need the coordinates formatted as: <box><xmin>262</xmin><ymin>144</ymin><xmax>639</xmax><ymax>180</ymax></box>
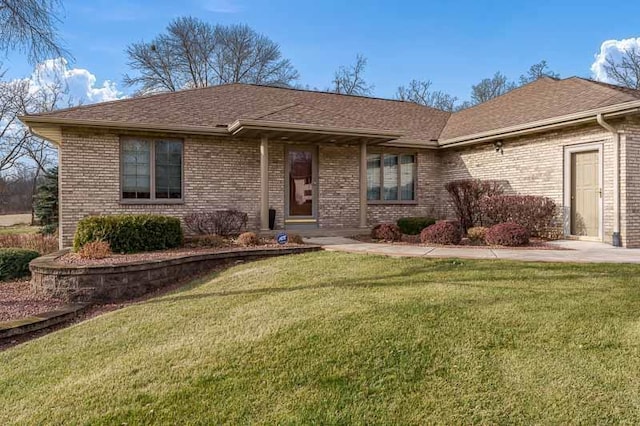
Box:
<box><xmin>146</xmin><ymin>259</ymin><xmax>634</xmax><ymax>305</ymax></box>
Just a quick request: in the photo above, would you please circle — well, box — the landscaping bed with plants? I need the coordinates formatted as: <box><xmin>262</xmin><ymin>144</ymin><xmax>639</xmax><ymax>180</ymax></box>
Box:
<box><xmin>31</xmin><ymin>211</ymin><xmax>316</xmax><ymax>303</ymax></box>
<box><xmin>0</xmin><ymin>232</ymin><xmax>63</xmax><ymax>323</ymax></box>
<box><xmin>2</xmin><ymin>209</ymin><xmax>311</xmax><ymax>328</ymax></box>
<box><xmin>62</xmin><ymin>231</ymin><xmax>306</xmax><ymax>267</ymax></box>
<box><xmin>355</xmin><ymin>233</ymin><xmax>564</xmax><ymax>250</ymax></box>
<box><xmin>68</xmin><ymin>210</ymin><xmax>307</xmax><ymax>265</ymax></box>
<box><xmin>367</xmin><ymin>179</ymin><xmax>564</xmax><ymax>250</ymax></box>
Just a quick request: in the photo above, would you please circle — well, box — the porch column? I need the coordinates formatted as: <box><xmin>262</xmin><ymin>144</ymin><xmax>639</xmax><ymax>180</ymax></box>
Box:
<box><xmin>359</xmin><ymin>140</ymin><xmax>368</xmax><ymax>228</ymax></box>
<box><xmin>260</xmin><ymin>135</ymin><xmax>270</xmax><ymax>231</ymax></box>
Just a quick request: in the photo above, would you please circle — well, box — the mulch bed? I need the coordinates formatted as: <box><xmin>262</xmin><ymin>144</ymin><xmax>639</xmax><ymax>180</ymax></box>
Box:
<box><xmin>1</xmin><ymin>243</ymin><xmax>313</xmax><ymax>350</ymax></box>
<box><xmin>0</xmin><ymin>261</ymin><xmax>232</xmax><ymax>351</ymax></box>
<box><xmin>0</xmin><ymin>280</ymin><xmax>66</xmax><ymax>322</ymax></box>
<box><xmin>352</xmin><ymin>234</ymin><xmax>569</xmax><ymax>250</ymax></box>
<box><xmin>57</xmin><ymin>242</ymin><xmax>307</xmax><ymax>266</ymax></box>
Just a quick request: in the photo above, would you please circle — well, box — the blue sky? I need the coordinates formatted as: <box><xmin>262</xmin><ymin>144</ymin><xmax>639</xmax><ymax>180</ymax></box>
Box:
<box><xmin>5</xmin><ymin>0</ymin><xmax>640</xmax><ymax>102</ymax></box>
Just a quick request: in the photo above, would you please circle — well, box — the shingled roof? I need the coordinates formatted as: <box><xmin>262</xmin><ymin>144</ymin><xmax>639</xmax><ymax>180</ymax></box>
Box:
<box><xmin>439</xmin><ymin>77</ymin><xmax>640</xmax><ymax>141</ymax></box>
<box><xmin>27</xmin><ymin>83</ymin><xmax>450</xmax><ymax>145</ymax></box>
<box><xmin>23</xmin><ymin>77</ymin><xmax>640</xmax><ymax>147</ymax></box>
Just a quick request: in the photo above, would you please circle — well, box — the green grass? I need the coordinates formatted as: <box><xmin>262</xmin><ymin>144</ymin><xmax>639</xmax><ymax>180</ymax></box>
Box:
<box><xmin>2</xmin><ymin>252</ymin><xmax>640</xmax><ymax>424</ymax></box>
<box><xmin>0</xmin><ymin>225</ymin><xmax>40</xmax><ymax>235</ymax></box>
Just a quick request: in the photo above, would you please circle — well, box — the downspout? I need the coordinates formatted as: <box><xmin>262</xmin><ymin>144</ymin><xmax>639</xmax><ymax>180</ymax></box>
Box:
<box><xmin>596</xmin><ymin>113</ymin><xmax>622</xmax><ymax>247</ymax></box>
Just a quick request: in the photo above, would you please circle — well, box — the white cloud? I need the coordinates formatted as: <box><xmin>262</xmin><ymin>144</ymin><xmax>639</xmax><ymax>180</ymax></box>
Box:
<box><xmin>591</xmin><ymin>37</ymin><xmax>640</xmax><ymax>82</ymax></box>
<box><xmin>202</xmin><ymin>0</ymin><xmax>241</xmax><ymax>13</ymax></box>
<box><xmin>29</xmin><ymin>58</ymin><xmax>123</xmax><ymax>105</ymax></box>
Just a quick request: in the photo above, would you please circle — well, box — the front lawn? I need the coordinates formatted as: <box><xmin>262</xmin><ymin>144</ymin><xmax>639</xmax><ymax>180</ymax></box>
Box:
<box><xmin>2</xmin><ymin>252</ymin><xmax>640</xmax><ymax>423</ymax></box>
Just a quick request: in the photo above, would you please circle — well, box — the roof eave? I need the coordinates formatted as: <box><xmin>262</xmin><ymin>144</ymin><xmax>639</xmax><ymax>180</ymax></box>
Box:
<box><xmin>19</xmin><ymin>116</ymin><xmax>231</xmax><ymax>139</ymax></box>
<box><xmin>228</xmin><ymin>119</ymin><xmax>404</xmax><ymax>142</ymax></box>
<box><xmin>380</xmin><ymin>140</ymin><xmax>439</xmax><ymax>149</ymax></box>
<box><xmin>438</xmin><ymin>100</ymin><xmax>640</xmax><ymax>148</ymax></box>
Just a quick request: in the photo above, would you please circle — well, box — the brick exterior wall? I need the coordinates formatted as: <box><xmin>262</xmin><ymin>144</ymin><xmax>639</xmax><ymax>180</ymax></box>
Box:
<box><xmin>58</xmin><ymin>119</ymin><xmax>640</xmax><ymax>248</ymax></box>
<box><xmin>438</xmin><ymin>124</ymin><xmax>617</xmax><ymax>243</ymax></box>
<box><xmin>317</xmin><ymin>144</ymin><xmax>360</xmax><ymax>228</ymax></box>
<box><xmin>59</xmin><ymin>130</ymin><xmax>442</xmax><ymax>247</ymax></box>
<box><xmin>60</xmin><ymin>129</ymin><xmax>265</xmax><ymax>247</ymax></box>
<box><xmin>621</xmin><ymin>116</ymin><xmax>640</xmax><ymax>247</ymax></box>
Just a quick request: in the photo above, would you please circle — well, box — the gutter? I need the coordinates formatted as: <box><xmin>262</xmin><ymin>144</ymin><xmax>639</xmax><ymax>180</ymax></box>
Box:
<box><xmin>597</xmin><ymin>113</ymin><xmax>622</xmax><ymax>247</ymax></box>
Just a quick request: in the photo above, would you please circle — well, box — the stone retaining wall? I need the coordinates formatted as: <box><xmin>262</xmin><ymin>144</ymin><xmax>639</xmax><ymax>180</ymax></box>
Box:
<box><xmin>30</xmin><ymin>246</ymin><xmax>320</xmax><ymax>303</ymax></box>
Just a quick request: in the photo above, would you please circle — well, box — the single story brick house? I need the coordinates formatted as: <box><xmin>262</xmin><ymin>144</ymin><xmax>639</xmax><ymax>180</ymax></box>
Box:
<box><xmin>20</xmin><ymin>77</ymin><xmax>640</xmax><ymax>248</ymax></box>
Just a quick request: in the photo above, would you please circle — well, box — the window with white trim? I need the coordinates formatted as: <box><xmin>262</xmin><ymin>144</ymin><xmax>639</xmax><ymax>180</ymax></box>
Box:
<box><xmin>367</xmin><ymin>153</ymin><xmax>416</xmax><ymax>202</ymax></box>
<box><xmin>121</xmin><ymin>138</ymin><xmax>183</xmax><ymax>201</ymax></box>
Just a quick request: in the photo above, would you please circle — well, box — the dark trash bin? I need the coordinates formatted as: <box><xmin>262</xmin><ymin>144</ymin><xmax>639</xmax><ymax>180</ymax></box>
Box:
<box><xmin>269</xmin><ymin>208</ymin><xmax>276</xmax><ymax>230</ymax></box>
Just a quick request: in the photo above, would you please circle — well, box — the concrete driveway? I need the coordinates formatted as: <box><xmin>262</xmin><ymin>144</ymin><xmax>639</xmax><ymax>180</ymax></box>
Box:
<box><xmin>305</xmin><ymin>237</ymin><xmax>640</xmax><ymax>264</ymax></box>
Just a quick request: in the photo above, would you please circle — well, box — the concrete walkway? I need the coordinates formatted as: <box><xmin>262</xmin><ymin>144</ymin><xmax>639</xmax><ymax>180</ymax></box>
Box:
<box><xmin>305</xmin><ymin>237</ymin><xmax>640</xmax><ymax>264</ymax></box>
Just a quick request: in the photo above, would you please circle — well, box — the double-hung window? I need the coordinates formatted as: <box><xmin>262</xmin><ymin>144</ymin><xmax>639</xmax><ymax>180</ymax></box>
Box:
<box><xmin>367</xmin><ymin>153</ymin><xmax>416</xmax><ymax>202</ymax></box>
<box><xmin>121</xmin><ymin>137</ymin><xmax>183</xmax><ymax>202</ymax></box>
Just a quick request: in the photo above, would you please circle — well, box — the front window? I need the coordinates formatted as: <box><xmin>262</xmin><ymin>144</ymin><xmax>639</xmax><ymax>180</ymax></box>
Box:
<box><xmin>367</xmin><ymin>153</ymin><xmax>416</xmax><ymax>202</ymax></box>
<box><xmin>121</xmin><ymin>138</ymin><xmax>183</xmax><ymax>202</ymax></box>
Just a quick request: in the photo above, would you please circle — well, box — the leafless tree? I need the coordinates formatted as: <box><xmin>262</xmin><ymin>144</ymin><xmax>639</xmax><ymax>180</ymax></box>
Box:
<box><xmin>0</xmin><ymin>0</ymin><xmax>73</xmax><ymax>216</ymax></box>
<box><xmin>124</xmin><ymin>17</ymin><xmax>299</xmax><ymax>94</ymax></box>
<box><xmin>0</xmin><ymin>164</ymin><xmax>36</xmax><ymax>213</ymax></box>
<box><xmin>217</xmin><ymin>24</ymin><xmax>298</xmax><ymax>87</ymax></box>
<box><xmin>395</xmin><ymin>79</ymin><xmax>458</xmax><ymax>111</ymax></box>
<box><xmin>0</xmin><ymin>75</ymin><xmax>31</xmax><ymax>174</ymax></box>
<box><xmin>331</xmin><ymin>54</ymin><xmax>374</xmax><ymax>96</ymax></box>
<box><xmin>470</xmin><ymin>71</ymin><xmax>517</xmax><ymax>105</ymax></box>
<box><xmin>519</xmin><ymin>60</ymin><xmax>560</xmax><ymax>85</ymax></box>
<box><xmin>458</xmin><ymin>61</ymin><xmax>559</xmax><ymax>108</ymax></box>
<box><xmin>18</xmin><ymin>61</ymin><xmax>65</xmax><ymax>176</ymax></box>
<box><xmin>455</xmin><ymin>100</ymin><xmax>473</xmax><ymax>111</ymax></box>
<box><xmin>0</xmin><ymin>62</ymin><xmax>68</xmax><ymax>218</ymax></box>
<box><xmin>1</xmin><ymin>57</ymin><xmax>73</xmax><ymax>179</ymax></box>
<box><xmin>0</xmin><ymin>0</ymin><xmax>68</xmax><ymax>63</ymax></box>
<box><xmin>603</xmin><ymin>46</ymin><xmax>640</xmax><ymax>90</ymax></box>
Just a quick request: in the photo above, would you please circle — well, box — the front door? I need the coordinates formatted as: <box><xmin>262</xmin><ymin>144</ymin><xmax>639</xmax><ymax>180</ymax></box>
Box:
<box><xmin>285</xmin><ymin>146</ymin><xmax>318</xmax><ymax>227</ymax></box>
<box><xmin>570</xmin><ymin>150</ymin><xmax>600</xmax><ymax>237</ymax></box>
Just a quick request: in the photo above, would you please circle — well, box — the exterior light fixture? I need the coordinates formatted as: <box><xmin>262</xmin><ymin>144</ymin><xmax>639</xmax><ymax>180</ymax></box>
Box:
<box><xmin>494</xmin><ymin>140</ymin><xmax>504</xmax><ymax>154</ymax></box>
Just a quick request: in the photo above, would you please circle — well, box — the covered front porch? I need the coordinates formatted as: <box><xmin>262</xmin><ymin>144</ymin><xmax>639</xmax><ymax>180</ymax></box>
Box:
<box><xmin>228</xmin><ymin>119</ymin><xmax>404</xmax><ymax>232</ymax></box>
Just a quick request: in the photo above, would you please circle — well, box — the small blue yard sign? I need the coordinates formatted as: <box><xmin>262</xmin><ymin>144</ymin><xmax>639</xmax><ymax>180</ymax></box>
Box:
<box><xmin>276</xmin><ymin>232</ymin><xmax>288</xmax><ymax>245</ymax></box>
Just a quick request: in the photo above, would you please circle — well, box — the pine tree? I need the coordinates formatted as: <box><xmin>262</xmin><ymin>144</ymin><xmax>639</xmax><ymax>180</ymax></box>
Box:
<box><xmin>33</xmin><ymin>167</ymin><xmax>58</xmax><ymax>232</ymax></box>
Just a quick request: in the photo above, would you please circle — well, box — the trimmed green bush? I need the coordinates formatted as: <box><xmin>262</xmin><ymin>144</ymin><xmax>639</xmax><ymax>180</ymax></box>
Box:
<box><xmin>73</xmin><ymin>214</ymin><xmax>183</xmax><ymax>253</ymax></box>
<box><xmin>397</xmin><ymin>217</ymin><xmax>436</xmax><ymax>235</ymax></box>
<box><xmin>0</xmin><ymin>248</ymin><xmax>40</xmax><ymax>281</ymax></box>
